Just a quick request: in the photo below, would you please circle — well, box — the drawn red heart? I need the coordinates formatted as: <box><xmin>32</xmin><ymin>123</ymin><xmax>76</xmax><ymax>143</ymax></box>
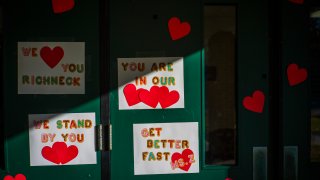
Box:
<box><xmin>168</xmin><ymin>17</ymin><xmax>191</xmax><ymax>40</ymax></box>
<box><xmin>52</xmin><ymin>0</ymin><xmax>75</xmax><ymax>14</ymax></box>
<box><xmin>40</xmin><ymin>46</ymin><xmax>64</xmax><ymax>68</ymax></box>
<box><xmin>289</xmin><ymin>0</ymin><xmax>304</xmax><ymax>4</ymax></box>
<box><xmin>158</xmin><ymin>86</ymin><xmax>180</xmax><ymax>109</ymax></box>
<box><xmin>171</xmin><ymin>149</ymin><xmax>194</xmax><ymax>172</ymax></box>
<box><xmin>242</xmin><ymin>90</ymin><xmax>265</xmax><ymax>113</ymax></box>
<box><xmin>139</xmin><ymin>86</ymin><xmax>160</xmax><ymax>108</ymax></box>
<box><xmin>123</xmin><ymin>84</ymin><xmax>144</xmax><ymax>106</ymax></box>
<box><xmin>3</xmin><ymin>174</ymin><xmax>26</xmax><ymax>180</ymax></box>
<box><xmin>41</xmin><ymin>142</ymin><xmax>78</xmax><ymax>164</ymax></box>
<box><xmin>287</xmin><ymin>63</ymin><xmax>308</xmax><ymax>86</ymax></box>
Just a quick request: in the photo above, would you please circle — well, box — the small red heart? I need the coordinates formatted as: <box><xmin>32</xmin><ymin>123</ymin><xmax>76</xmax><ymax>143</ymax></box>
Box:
<box><xmin>123</xmin><ymin>84</ymin><xmax>143</xmax><ymax>106</ymax></box>
<box><xmin>171</xmin><ymin>149</ymin><xmax>195</xmax><ymax>172</ymax></box>
<box><xmin>242</xmin><ymin>90</ymin><xmax>265</xmax><ymax>113</ymax></box>
<box><xmin>287</xmin><ymin>63</ymin><xmax>308</xmax><ymax>86</ymax></box>
<box><xmin>158</xmin><ymin>86</ymin><xmax>180</xmax><ymax>109</ymax></box>
<box><xmin>41</xmin><ymin>142</ymin><xmax>78</xmax><ymax>164</ymax></box>
<box><xmin>168</xmin><ymin>17</ymin><xmax>191</xmax><ymax>40</ymax></box>
<box><xmin>3</xmin><ymin>174</ymin><xmax>26</xmax><ymax>180</ymax></box>
<box><xmin>289</xmin><ymin>0</ymin><xmax>304</xmax><ymax>4</ymax></box>
<box><xmin>52</xmin><ymin>0</ymin><xmax>75</xmax><ymax>14</ymax></box>
<box><xmin>139</xmin><ymin>86</ymin><xmax>160</xmax><ymax>108</ymax></box>
<box><xmin>40</xmin><ymin>46</ymin><xmax>64</xmax><ymax>68</ymax></box>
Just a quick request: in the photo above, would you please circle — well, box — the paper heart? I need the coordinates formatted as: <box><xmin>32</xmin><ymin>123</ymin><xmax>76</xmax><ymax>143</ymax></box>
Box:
<box><xmin>41</xmin><ymin>142</ymin><xmax>78</xmax><ymax>164</ymax></box>
<box><xmin>52</xmin><ymin>0</ymin><xmax>75</xmax><ymax>14</ymax></box>
<box><xmin>123</xmin><ymin>84</ymin><xmax>143</xmax><ymax>106</ymax></box>
<box><xmin>242</xmin><ymin>90</ymin><xmax>265</xmax><ymax>113</ymax></box>
<box><xmin>139</xmin><ymin>86</ymin><xmax>160</xmax><ymax>108</ymax></box>
<box><xmin>287</xmin><ymin>63</ymin><xmax>308</xmax><ymax>86</ymax></box>
<box><xmin>158</xmin><ymin>86</ymin><xmax>180</xmax><ymax>108</ymax></box>
<box><xmin>168</xmin><ymin>17</ymin><xmax>191</xmax><ymax>40</ymax></box>
<box><xmin>40</xmin><ymin>46</ymin><xmax>64</xmax><ymax>68</ymax></box>
<box><xmin>171</xmin><ymin>149</ymin><xmax>194</xmax><ymax>171</ymax></box>
<box><xmin>3</xmin><ymin>174</ymin><xmax>26</xmax><ymax>180</ymax></box>
<box><xmin>289</xmin><ymin>0</ymin><xmax>304</xmax><ymax>4</ymax></box>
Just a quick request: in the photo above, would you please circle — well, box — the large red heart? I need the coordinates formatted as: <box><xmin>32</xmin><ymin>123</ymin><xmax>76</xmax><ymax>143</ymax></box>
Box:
<box><xmin>289</xmin><ymin>0</ymin><xmax>304</xmax><ymax>4</ymax></box>
<box><xmin>158</xmin><ymin>86</ymin><xmax>180</xmax><ymax>109</ymax></box>
<box><xmin>171</xmin><ymin>149</ymin><xmax>194</xmax><ymax>172</ymax></box>
<box><xmin>123</xmin><ymin>84</ymin><xmax>143</xmax><ymax>106</ymax></box>
<box><xmin>52</xmin><ymin>0</ymin><xmax>75</xmax><ymax>14</ymax></box>
<box><xmin>168</xmin><ymin>17</ymin><xmax>191</xmax><ymax>41</ymax></box>
<box><xmin>40</xmin><ymin>46</ymin><xmax>64</xmax><ymax>69</ymax></box>
<box><xmin>287</xmin><ymin>63</ymin><xmax>307</xmax><ymax>86</ymax></box>
<box><xmin>41</xmin><ymin>142</ymin><xmax>78</xmax><ymax>164</ymax></box>
<box><xmin>242</xmin><ymin>90</ymin><xmax>265</xmax><ymax>113</ymax></box>
<box><xmin>139</xmin><ymin>86</ymin><xmax>160</xmax><ymax>108</ymax></box>
<box><xmin>3</xmin><ymin>174</ymin><xmax>26</xmax><ymax>180</ymax></box>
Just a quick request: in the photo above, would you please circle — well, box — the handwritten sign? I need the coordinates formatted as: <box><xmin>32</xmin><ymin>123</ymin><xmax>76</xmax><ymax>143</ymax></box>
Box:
<box><xmin>133</xmin><ymin>122</ymin><xmax>199</xmax><ymax>175</ymax></box>
<box><xmin>18</xmin><ymin>42</ymin><xmax>85</xmax><ymax>94</ymax></box>
<box><xmin>28</xmin><ymin>113</ymin><xmax>96</xmax><ymax>166</ymax></box>
<box><xmin>118</xmin><ymin>57</ymin><xmax>184</xmax><ymax>109</ymax></box>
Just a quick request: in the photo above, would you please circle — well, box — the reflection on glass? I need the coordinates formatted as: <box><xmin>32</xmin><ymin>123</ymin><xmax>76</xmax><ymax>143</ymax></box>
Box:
<box><xmin>204</xmin><ymin>5</ymin><xmax>236</xmax><ymax>165</ymax></box>
<box><xmin>310</xmin><ymin>9</ymin><xmax>320</xmax><ymax>162</ymax></box>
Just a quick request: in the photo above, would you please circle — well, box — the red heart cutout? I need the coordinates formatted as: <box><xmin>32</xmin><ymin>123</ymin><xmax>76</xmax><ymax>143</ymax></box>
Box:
<box><xmin>3</xmin><ymin>174</ymin><xmax>26</xmax><ymax>180</ymax></box>
<box><xmin>40</xmin><ymin>46</ymin><xmax>64</xmax><ymax>68</ymax></box>
<box><xmin>41</xmin><ymin>146</ymin><xmax>60</xmax><ymax>164</ymax></box>
<box><xmin>52</xmin><ymin>0</ymin><xmax>75</xmax><ymax>14</ymax></box>
<box><xmin>289</xmin><ymin>0</ymin><xmax>304</xmax><ymax>4</ymax></box>
<box><xmin>287</xmin><ymin>63</ymin><xmax>308</xmax><ymax>86</ymax></box>
<box><xmin>168</xmin><ymin>17</ymin><xmax>191</xmax><ymax>40</ymax></box>
<box><xmin>139</xmin><ymin>86</ymin><xmax>160</xmax><ymax>108</ymax></box>
<box><xmin>158</xmin><ymin>86</ymin><xmax>180</xmax><ymax>109</ymax></box>
<box><xmin>123</xmin><ymin>84</ymin><xmax>144</xmax><ymax>106</ymax></box>
<box><xmin>41</xmin><ymin>142</ymin><xmax>78</xmax><ymax>164</ymax></box>
<box><xmin>171</xmin><ymin>149</ymin><xmax>195</xmax><ymax>172</ymax></box>
<box><xmin>242</xmin><ymin>90</ymin><xmax>265</xmax><ymax>113</ymax></box>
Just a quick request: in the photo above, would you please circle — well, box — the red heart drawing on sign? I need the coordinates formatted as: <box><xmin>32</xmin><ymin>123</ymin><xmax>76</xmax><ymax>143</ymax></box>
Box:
<box><xmin>139</xmin><ymin>86</ymin><xmax>160</xmax><ymax>108</ymax></box>
<box><xmin>168</xmin><ymin>17</ymin><xmax>191</xmax><ymax>41</ymax></box>
<box><xmin>41</xmin><ymin>142</ymin><xmax>78</xmax><ymax>164</ymax></box>
<box><xmin>158</xmin><ymin>86</ymin><xmax>180</xmax><ymax>108</ymax></box>
<box><xmin>287</xmin><ymin>63</ymin><xmax>308</xmax><ymax>86</ymax></box>
<box><xmin>171</xmin><ymin>149</ymin><xmax>195</xmax><ymax>172</ymax></box>
<box><xmin>123</xmin><ymin>84</ymin><xmax>144</xmax><ymax>106</ymax></box>
<box><xmin>3</xmin><ymin>174</ymin><xmax>26</xmax><ymax>180</ymax></box>
<box><xmin>40</xmin><ymin>46</ymin><xmax>64</xmax><ymax>68</ymax></box>
<box><xmin>52</xmin><ymin>0</ymin><xmax>75</xmax><ymax>14</ymax></box>
<box><xmin>289</xmin><ymin>0</ymin><xmax>304</xmax><ymax>4</ymax></box>
<box><xmin>242</xmin><ymin>90</ymin><xmax>265</xmax><ymax>113</ymax></box>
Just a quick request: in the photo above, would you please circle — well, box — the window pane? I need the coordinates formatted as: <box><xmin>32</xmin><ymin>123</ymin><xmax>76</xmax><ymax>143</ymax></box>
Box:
<box><xmin>310</xmin><ymin>8</ymin><xmax>320</xmax><ymax>162</ymax></box>
<box><xmin>204</xmin><ymin>5</ymin><xmax>236</xmax><ymax>165</ymax></box>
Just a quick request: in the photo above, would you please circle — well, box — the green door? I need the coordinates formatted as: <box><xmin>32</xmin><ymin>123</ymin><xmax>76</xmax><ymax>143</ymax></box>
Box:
<box><xmin>282</xmin><ymin>0</ymin><xmax>320</xmax><ymax>179</ymax></box>
<box><xmin>109</xmin><ymin>0</ymin><xmax>269</xmax><ymax>179</ymax></box>
<box><xmin>1</xmin><ymin>0</ymin><xmax>102</xmax><ymax>180</ymax></box>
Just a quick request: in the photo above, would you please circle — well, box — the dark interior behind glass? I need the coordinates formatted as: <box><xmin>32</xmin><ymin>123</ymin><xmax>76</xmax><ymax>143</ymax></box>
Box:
<box><xmin>310</xmin><ymin>7</ymin><xmax>320</xmax><ymax>162</ymax></box>
<box><xmin>204</xmin><ymin>5</ymin><xmax>237</xmax><ymax>165</ymax></box>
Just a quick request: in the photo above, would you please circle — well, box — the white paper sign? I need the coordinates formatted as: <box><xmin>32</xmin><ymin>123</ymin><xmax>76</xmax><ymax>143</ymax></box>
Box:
<box><xmin>118</xmin><ymin>57</ymin><xmax>184</xmax><ymax>110</ymax></box>
<box><xmin>18</xmin><ymin>42</ymin><xmax>85</xmax><ymax>94</ymax></box>
<box><xmin>133</xmin><ymin>122</ymin><xmax>199</xmax><ymax>175</ymax></box>
<box><xmin>28</xmin><ymin>113</ymin><xmax>96</xmax><ymax>166</ymax></box>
